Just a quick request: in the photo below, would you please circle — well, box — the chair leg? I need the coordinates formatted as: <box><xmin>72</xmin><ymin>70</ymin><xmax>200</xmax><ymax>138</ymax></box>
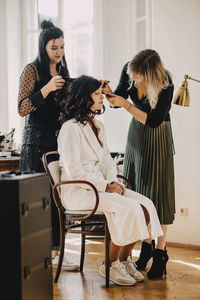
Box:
<box><xmin>105</xmin><ymin>220</ymin><xmax>110</xmax><ymax>288</ymax></box>
<box><xmin>80</xmin><ymin>233</ymin><xmax>85</xmax><ymax>272</ymax></box>
<box><xmin>54</xmin><ymin>209</ymin><xmax>65</xmax><ymax>283</ymax></box>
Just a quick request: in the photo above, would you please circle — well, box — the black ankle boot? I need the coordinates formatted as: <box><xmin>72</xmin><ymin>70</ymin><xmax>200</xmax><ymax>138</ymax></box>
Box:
<box><xmin>147</xmin><ymin>248</ymin><xmax>169</xmax><ymax>280</ymax></box>
<box><xmin>135</xmin><ymin>241</ymin><xmax>155</xmax><ymax>270</ymax></box>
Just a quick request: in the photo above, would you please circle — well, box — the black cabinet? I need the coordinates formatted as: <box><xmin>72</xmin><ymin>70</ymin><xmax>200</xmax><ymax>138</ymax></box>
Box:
<box><xmin>0</xmin><ymin>173</ymin><xmax>53</xmax><ymax>300</ymax></box>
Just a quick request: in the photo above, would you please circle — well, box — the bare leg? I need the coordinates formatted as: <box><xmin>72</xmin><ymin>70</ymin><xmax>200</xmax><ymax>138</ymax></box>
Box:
<box><xmin>141</xmin><ymin>205</ymin><xmax>152</xmax><ymax>244</ymax></box>
<box><xmin>141</xmin><ymin>205</ymin><xmax>150</xmax><ymax>224</ymax></box>
<box><xmin>109</xmin><ymin>241</ymin><xmax>136</xmax><ymax>263</ymax></box>
<box><xmin>119</xmin><ymin>242</ymin><xmax>136</xmax><ymax>261</ymax></box>
<box><xmin>143</xmin><ymin>237</ymin><xmax>152</xmax><ymax>244</ymax></box>
<box><xmin>142</xmin><ymin>225</ymin><xmax>168</xmax><ymax>250</ymax></box>
<box><xmin>156</xmin><ymin>224</ymin><xmax>168</xmax><ymax>250</ymax></box>
<box><xmin>109</xmin><ymin>241</ymin><xmax>122</xmax><ymax>264</ymax></box>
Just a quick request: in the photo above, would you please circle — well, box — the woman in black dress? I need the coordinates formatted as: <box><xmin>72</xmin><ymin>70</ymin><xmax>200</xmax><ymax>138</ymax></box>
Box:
<box><xmin>17</xmin><ymin>20</ymin><xmax>78</xmax><ymax>271</ymax></box>
<box><xmin>102</xmin><ymin>49</ymin><xmax>175</xmax><ymax>279</ymax></box>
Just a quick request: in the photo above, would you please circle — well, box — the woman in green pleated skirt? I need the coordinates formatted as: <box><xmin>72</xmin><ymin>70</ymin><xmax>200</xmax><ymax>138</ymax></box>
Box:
<box><xmin>123</xmin><ymin>117</ymin><xmax>175</xmax><ymax>225</ymax></box>
<box><xmin>102</xmin><ymin>49</ymin><xmax>176</xmax><ymax>280</ymax></box>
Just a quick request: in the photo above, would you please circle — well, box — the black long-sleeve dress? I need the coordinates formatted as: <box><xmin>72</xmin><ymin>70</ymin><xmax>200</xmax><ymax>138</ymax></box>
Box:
<box><xmin>18</xmin><ymin>62</ymin><xmax>68</xmax><ymax>172</ymax></box>
<box><xmin>18</xmin><ymin>62</ymin><xmax>69</xmax><ymax>248</ymax></box>
<box><xmin>114</xmin><ymin>62</ymin><xmax>175</xmax><ymax>224</ymax></box>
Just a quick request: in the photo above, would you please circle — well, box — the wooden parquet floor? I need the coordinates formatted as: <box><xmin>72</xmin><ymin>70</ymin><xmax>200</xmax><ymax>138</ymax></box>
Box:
<box><xmin>53</xmin><ymin>235</ymin><xmax>200</xmax><ymax>300</ymax></box>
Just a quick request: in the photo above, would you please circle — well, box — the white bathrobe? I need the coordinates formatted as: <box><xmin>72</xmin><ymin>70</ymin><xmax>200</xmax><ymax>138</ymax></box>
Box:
<box><xmin>58</xmin><ymin>118</ymin><xmax>163</xmax><ymax>246</ymax></box>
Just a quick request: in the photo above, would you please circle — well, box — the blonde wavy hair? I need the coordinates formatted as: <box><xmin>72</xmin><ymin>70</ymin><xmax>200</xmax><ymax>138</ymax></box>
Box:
<box><xmin>127</xmin><ymin>49</ymin><xmax>171</xmax><ymax>109</ymax></box>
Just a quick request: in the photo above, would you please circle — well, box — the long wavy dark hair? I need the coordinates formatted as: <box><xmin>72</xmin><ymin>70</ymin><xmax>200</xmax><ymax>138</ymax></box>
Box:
<box><xmin>59</xmin><ymin>75</ymin><xmax>105</xmax><ymax>126</ymax></box>
<box><xmin>34</xmin><ymin>20</ymin><xmax>69</xmax><ymax>84</ymax></box>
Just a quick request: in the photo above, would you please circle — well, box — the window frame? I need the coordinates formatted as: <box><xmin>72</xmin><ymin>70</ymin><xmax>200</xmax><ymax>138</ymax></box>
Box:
<box><xmin>131</xmin><ymin>0</ymin><xmax>152</xmax><ymax>53</ymax></box>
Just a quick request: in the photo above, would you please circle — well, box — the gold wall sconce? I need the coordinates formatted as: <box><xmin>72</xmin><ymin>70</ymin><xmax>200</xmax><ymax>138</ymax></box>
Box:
<box><xmin>173</xmin><ymin>74</ymin><xmax>200</xmax><ymax>107</ymax></box>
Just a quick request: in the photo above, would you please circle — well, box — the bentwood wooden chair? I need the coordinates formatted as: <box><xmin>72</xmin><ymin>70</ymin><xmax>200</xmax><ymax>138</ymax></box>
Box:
<box><xmin>42</xmin><ymin>151</ymin><xmax>131</xmax><ymax>288</ymax></box>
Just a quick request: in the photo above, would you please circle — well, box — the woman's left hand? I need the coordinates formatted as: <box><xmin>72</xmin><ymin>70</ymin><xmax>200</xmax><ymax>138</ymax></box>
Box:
<box><xmin>106</xmin><ymin>94</ymin><xmax>126</xmax><ymax>107</ymax></box>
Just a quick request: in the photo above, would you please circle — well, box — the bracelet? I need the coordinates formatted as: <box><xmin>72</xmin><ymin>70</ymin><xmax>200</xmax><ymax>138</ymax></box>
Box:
<box><xmin>126</xmin><ymin>103</ymin><xmax>132</xmax><ymax>111</ymax></box>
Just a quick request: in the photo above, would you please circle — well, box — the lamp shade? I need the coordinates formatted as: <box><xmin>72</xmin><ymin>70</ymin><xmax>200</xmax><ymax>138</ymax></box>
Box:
<box><xmin>173</xmin><ymin>77</ymin><xmax>190</xmax><ymax>107</ymax></box>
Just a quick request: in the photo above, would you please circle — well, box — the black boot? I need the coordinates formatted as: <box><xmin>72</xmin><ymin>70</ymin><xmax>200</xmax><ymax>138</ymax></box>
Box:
<box><xmin>135</xmin><ymin>240</ymin><xmax>155</xmax><ymax>270</ymax></box>
<box><xmin>147</xmin><ymin>248</ymin><xmax>169</xmax><ymax>280</ymax></box>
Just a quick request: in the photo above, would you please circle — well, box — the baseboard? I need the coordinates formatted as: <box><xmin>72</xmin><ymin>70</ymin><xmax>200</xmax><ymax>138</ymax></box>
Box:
<box><xmin>85</xmin><ymin>237</ymin><xmax>200</xmax><ymax>250</ymax></box>
<box><xmin>166</xmin><ymin>241</ymin><xmax>200</xmax><ymax>250</ymax></box>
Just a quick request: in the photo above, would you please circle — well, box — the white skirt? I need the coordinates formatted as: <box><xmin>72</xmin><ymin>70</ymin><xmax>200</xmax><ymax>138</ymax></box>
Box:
<box><xmin>62</xmin><ymin>188</ymin><xmax>163</xmax><ymax>246</ymax></box>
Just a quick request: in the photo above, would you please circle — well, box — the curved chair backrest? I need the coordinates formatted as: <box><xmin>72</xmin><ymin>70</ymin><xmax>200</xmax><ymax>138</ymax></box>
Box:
<box><xmin>42</xmin><ymin>151</ymin><xmax>60</xmax><ymax>186</ymax></box>
<box><xmin>48</xmin><ymin>160</ymin><xmax>60</xmax><ymax>190</ymax></box>
<box><xmin>42</xmin><ymin>151</ymin><xmax>62</xmax><ymax>208</ymax></box>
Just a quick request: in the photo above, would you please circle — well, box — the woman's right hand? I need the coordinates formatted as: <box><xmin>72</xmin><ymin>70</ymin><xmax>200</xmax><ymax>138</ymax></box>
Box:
<box><xmin>106</xmin><ymin>94</ymin><xmax>127</xmax><ymax>108</ymax></box>
<box><xmin>41</xmin><ymin>75</ymin><xmax>65</xmax><ymax>99</ymax></box>
<box><xmin>101</xmin><ymin>80</ymin><xmax>113</xmax><ymax>94</ymax></box>
<box><xmin>47</xmin><ymin>75</ymin><xmax>65</xmax><ymax>92</ymax></box>
<box><xmin>106</xmin><ymin>182</ymin><xmax>126</xmax><ymax>195</ymax></box>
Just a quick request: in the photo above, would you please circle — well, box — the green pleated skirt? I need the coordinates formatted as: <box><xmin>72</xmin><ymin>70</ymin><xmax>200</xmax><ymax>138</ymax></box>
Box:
<box><xmin>123</xmin><ymin>117</ymin><xmax>175</xmax><ymax>224</ymax></box>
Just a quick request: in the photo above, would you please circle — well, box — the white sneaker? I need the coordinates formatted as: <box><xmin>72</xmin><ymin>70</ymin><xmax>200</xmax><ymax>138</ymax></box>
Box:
<box><xmin>121</xmin><ymin>256</ymin><xmax>144</xmax><ymax>282</ymax></box>
<box><xmin>99</xmin><ymin>260</ymin><xmax>136</xmax><ymax>286</ymax></box>
<box><xmin>52</xmin><ymin>255</ymin><xmax>79</xmax><ymax>271</ymax></box>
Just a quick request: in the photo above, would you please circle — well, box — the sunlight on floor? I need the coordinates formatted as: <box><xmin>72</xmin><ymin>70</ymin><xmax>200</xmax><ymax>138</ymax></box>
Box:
<box><xmin>87</xmin><ymin>252</ymin><xmax>100</xmax><ymax>255</ymax></box>
<box><xmin>64</xmin><ymin>249</ymin><xmax>80</xmax><ymax>255</ymax></box>
<box><xmin>171</xmin><ymin>259</ymin><xmax>200</xmax><ymax>270</ymax></box>
<box><xmin>65</xmin><ymin>237</ymin><xmax>104</xmax><ymax>246</ymax></box>
<box><xmin>131</xmin><ymin>249</ymin><xmax>140</xmax><ymax>257</ymax></box>
<box><xmin>64</xmin><ymin>236</ymin><xmax>142</xmax><ymax>258</ymax></box>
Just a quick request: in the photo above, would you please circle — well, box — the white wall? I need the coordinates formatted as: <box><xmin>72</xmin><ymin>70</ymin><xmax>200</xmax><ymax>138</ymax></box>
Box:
<box><xmin>151</xmin><ymin>0</ymin><xmax>200</xmax><ymax>245</ymax></box>
<box><xmin>6</xmin><ymin>0</ymin><xmax>23</xmax><ymax>144</ymax></box>
<box><xmin>101</xmin><ymin>0</ymin><xmax>133</xmax><ymax>152</ymax></box>
<box><xmin>0</xmin><ymin>0</ymin><xmax>23</xmax><ymax>143</ymax></box>
<box><xmin>0</xmin><ymin>0</ymin><xmax>8</xmax><ymax>133</ymax></box>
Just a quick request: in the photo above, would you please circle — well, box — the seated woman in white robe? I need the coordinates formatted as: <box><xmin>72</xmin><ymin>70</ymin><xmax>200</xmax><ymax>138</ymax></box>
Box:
<box><xmin>57</xmin><ymin>75</ymin><xmax>163</xmax><ymax>286</ymax></box>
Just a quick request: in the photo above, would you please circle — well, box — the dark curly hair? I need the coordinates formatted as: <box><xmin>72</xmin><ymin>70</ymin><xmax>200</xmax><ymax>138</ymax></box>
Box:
<box><xmin>59</xmin><ymin>75</ymin><xmax>105</xmax><ymax>125</ymax></box>
<box><xmin>35</xmin><ymin>19</ymin><xmax>69</xmax><ymax>83</ymax></box>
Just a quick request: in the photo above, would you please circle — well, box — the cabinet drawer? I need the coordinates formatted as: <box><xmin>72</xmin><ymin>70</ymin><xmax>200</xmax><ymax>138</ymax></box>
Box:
<box><xmin>21</xmin><ymin>227</ymin><xmax>52</xmax><ymax>267</ymax></box>
<box><xmin>20</xmin><ymin>201</ymin><xmax>51</xmax><ymax>237</ymax></box>
<box><xmin>19</xmin><ymin>175</ymin><xmax>50</xmax><ymax>205</ymax></box>
<box><xmin>22</xmin><ymin>262</ymin><xmax>52</xmax><ymax>300</ymax></box>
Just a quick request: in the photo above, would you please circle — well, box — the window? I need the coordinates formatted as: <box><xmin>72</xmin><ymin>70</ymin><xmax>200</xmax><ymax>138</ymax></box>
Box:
<box><xmin>62</xmin><ymin>0</ymin><xmax>94</xmax><ymax>77</ymax></box>
<box><xmin>22</xmin><ymin>0</ymin><xmax>39</xmax><ymax>66</ymax></box>
<box><xmin>38</xmin><ymin>0</ymin><xmax>58</xmax><ymax>25</ymax></box>
<box><xmin>24</xmin><ymin>0</ymin><xmax>95</xmax><ymax>77</ymax></box>
<box><xmin>132</xmin><ymin>0</ymin><xmax>152</xmax><ymax>53</ymax></box>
